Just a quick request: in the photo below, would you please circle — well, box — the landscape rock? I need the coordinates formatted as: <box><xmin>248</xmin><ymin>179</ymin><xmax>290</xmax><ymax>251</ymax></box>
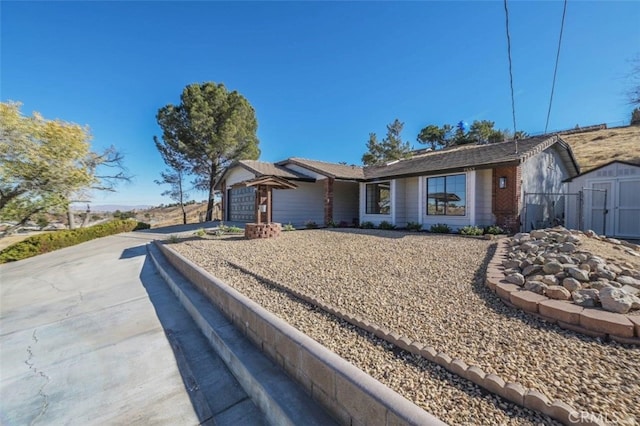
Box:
<box><xmin>542</xmin><ymin>261</ymin><xmax>563</xmax><ymax>274</ymax></box>
<box><xmin>524</xmin><ymin>281</ymin><xmax>547</xmax><ymax>295</ymax></box>
<box><xmin>546</xmin><ymin>285</ymin><xmax>571</xmax><ymax>300</ymax></box>
<box><xmin>621</xmin><ymin>285</ymin><xmax>640</xmax><ymax>296</ymax></box>
<box><xmin>540</xmin><ymin>275</ymin><xmax>559</xmax><ymax>286</ymax></box>
<box><xmin>559</xmin><ymin>242</ymin><xmax>577</xmax><ymax>253</ymax></box>
<box><xmin>522</xmin><ymin>264</ymin><xmax>543</xmax><ymax>276</ymax></box>
<box><xmin>562</xmin><ymin>277</ymin><xmax>581</xmax><ymax>292</ymax></box>
<box><xmin>572</xmin><ymin>289</ymin><xmax>600</xmax><ymax>307</ymax></box>
<box><xmin>506</xmin><ymin>273</ymin><xmax>525</xmax><ymax>286</ymax></box>
<box><xmin>567</xmin><ymin>267</ymin><xmax>590</xmax><ymax>282</ymax></box>
<box><xmin>595</xmin><ymin>266</ymin><xmax>616</xmax><ymax>281</ymax></box>
<box><xmin>616</xmin><ymin>275</ymin><xmax>640</xmax><ymax>289</ymax></box>
<box><xmin>599</xmin><ymin>287</ymin><xmax>640</xmax><ymax>314</ymax></box>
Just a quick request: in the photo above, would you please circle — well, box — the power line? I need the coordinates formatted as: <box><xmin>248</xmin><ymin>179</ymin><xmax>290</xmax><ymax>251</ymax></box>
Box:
<box><xmin>503</xmin><ymin>0</ymin><xmax>518</xmax><ymax>151</ymax></box>
<box><xmin>544</xmin><ymin>0</ymin><xmax>568</xmax><ymax>134</ymax></box>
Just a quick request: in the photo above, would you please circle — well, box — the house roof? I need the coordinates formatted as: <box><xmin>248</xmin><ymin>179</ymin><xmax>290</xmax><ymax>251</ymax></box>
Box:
<box><xmin>276</xmin><ymin>157</ymin><xmax>365</xmax><ymax>180</ymax></box>
<box><xmin>231</xmin><ymin>175</ymin><xmax>298</xmax><ymax>189</ymax></box>
<box><xmin>564</xmin><ymin>160</ymin><xmax>640</xmax><ymax>182</ymax></box>
<box><xmin>363</xmin><ymin>135</ymin><xmax>580</xmax><ymax>180</ymax></box>
<box><xmin>236</xmin><ymin>160</ymin><xmax>311</xmax><ymax>180</ymax></box>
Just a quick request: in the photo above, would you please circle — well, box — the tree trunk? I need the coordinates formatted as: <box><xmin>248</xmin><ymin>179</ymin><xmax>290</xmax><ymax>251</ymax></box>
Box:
<box><xmin>205</xmin><ymin>163</ymin><xmax>217</xmax><ymax>221</ymax></box>
<box><xmin>67</xmin><ymin>209</ymin><xmax>76</xmax><ymax>230</ymax></box>
<box><xmin>181</xmin><ymin>205</ymin><xmax>187</xmax><ymax>225</ymax></box>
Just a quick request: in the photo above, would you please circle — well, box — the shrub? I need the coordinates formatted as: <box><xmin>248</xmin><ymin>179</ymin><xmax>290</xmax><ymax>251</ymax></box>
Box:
<box><xmin>304</xmin><ymin>221</ymin><xmax>318</xmax><ymax>229</ymax></box>
<box><xmin>360</xmin><ymin>221</ymin><xmax>375</xmax><ymax>229</ymax></box>
<box><xmin>282</xmin><ymin>223</ymin><xmax>295</xmax><ymax>231</ymax></box>
<box><xmin>459</xmin><ymin>225</ymin><xmax>484</xmax><ymax>236</ymax></box>
<box><xmin>325</xmin><ymin>220</ymin><xmax>337</xmax><ymax>228</ymax></box>
<box><xmin>193</xmin><ymin>228</ymin><xmax>206</xmax><ymax>237</ymax></box>
<box><xmin>406</xmin><ymin>221</ymin><xmax>422</xmax><ymax>232</ymax></box>
<box><xmin>378</xmin><ymin>220</ymin><xmax>396</xmax><ymax>230</ymax></box>
<box><xmin>221</xmin><ymin>225</ymin><xmax>244</xmax><ymax>233</ymax></box>
<box><xmin>484</xmin><ymin>225</ymin><xmax>504</xmax><ymax>235</ymax></box>
<box><xmin>133</xmin><ymin>221</ymin><xmax>150</xmax><ymax>230</ymax></box>
<box><xmin>166</xmin><ymin>235</ymin><xmax>180</xmax><ymax>243</ymax></box>
<box><xmin>429</xmin><ymin>223</ymin><xmax>451</xmax><ymax>234</ymax></box>
<box><xmin>338</xmin><ymin>220</ymin><xmax>351</xmax><ymax>228</ymax></box>
<box><xmin>0</xmin><ymin>219</ymin><xmax>143</xmax><ymax>263</ymax></box>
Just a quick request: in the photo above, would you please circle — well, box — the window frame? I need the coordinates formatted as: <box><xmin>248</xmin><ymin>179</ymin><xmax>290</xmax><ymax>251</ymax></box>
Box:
<box><xmin>425</xmin><ymin>173</ymin><xmax>467</xmax><ymax>216</ymax></box>
<box><xmin>365</xmin><ymin>181</ymin><xmax>391</xmax><ymax>215</ymax></box>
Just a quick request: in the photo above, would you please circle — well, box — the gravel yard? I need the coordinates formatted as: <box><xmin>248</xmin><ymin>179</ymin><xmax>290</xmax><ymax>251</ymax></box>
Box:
<box><xmin>173</xmin><ymin>229</ymin><xmax>639</xmax><ymax>425</ymax></box>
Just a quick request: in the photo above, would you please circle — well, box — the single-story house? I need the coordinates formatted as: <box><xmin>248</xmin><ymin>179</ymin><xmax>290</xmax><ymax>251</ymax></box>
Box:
<box><xmin>215</xmin><ymin>158</ymin><xmax>363</xmax><ymax>227</ymax></box>
<box><xmin>215</xmin><ymin>135</ymin><xmax>580</xmax><ymax>232</ymax></box>
<box><xmin>564</xmin><ymin>160</ymin><xmax>640</xmax><ymax>238</ymax></box>
<box><xmin>359</xmin><ymin>135</ymin><xmax>580</xmax><ymax>232</ymax></box>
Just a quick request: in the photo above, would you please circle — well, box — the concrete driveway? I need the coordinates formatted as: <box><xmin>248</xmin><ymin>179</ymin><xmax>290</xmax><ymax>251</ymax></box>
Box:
<box><xmin>0</xmin><ymin>230</ymin><xmax>262</xmax><ymax>425</ymax></box>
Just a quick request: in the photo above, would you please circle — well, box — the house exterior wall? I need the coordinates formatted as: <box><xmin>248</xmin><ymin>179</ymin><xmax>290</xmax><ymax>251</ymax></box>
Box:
<box><xmin>404</xmin><ymin>177</ymin><xmax>419</xmax><ymax>226</ymax></box>
<box><xmin>394</xmin><ymin>178</ymin><xmax>407</xmax><ymax>226</ymax></box>
<box><xmin>475</xmin><ymin>168</ymin><xmax>494</xmax><ymax>226</ymax></box>
<box><xmin>225</xmin><ymin>167</ymin><xmax>257</xmax><ymax>187</ymax></box>
<box><xmin>521</xmin><ymin>146</ymin><xmax>569</xmax><ymax>194</ymax></box>
<box><xmin>272</xmin><ymin>181</ymin><xmax>324</xmax><ymax>227</ymax></box>
<box><xmin>332</xmin><ymin>181</ymin><xmax>359</xmax><ymax>225</ymax></box>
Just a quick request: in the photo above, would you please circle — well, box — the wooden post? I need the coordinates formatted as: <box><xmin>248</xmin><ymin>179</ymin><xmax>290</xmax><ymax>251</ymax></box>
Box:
<box><xmin>267</xmin><ymin>188</ymin><xmax>272</xmax><ymax>223</ymax></box>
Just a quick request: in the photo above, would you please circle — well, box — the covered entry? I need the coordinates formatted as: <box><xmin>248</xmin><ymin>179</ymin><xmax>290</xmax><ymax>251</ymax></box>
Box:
<box><xmin>228</xmin><ymin>186</ymin><xmax>256</xmax><ymax>222</ymax></box>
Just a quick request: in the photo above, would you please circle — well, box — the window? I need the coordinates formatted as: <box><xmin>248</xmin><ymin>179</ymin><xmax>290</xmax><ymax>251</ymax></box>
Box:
<box><xmin>426</xmin><ymin>174</ymin><xmax>466</xmax><ymax>216</ymax></box>
<box><xmin>366</xmin><ymin>182</ymin><xmax>390</xmax><ymax>214</ymax></box>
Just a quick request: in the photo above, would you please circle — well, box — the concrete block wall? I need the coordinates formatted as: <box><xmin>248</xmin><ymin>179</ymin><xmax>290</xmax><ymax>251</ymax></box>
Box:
<box><xmin>155</xmin><ymin>242</ymin><xmax>444</xmax><ymax>426</ymax></box>
<box><xmin>245</xmin><ymin>223</ymin><xmax>282</xmax><ymax>239</ymax></box>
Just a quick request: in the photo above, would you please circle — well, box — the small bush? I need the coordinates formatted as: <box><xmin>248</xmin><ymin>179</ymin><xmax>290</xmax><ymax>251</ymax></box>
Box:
<box><xmin>193</xmin><ymin>228</ymin><xmax>206</xmax><ymax>237</ymax></box>
<box><xmin>282</xmin><ymin>223</ymin><xmax>295</xmax><ymax>231</ymax></box>
<box><xmin>484</xmin><ymin>225</ymin><xmax>504</xmax><ymax>235</ymax></box>
<box><xmin>221</xmin><ymin>225</ymin><xmax>244</xmax><ymax>233</ymax></box>
<box><xmin>133</xmin><ymin>221</ymin><xmax>150</xmax><ymax>231</ymax></box>
<box><xmin>360</xmin><ymin>221</ymin><xmax>375</xmax><ymax>229</ymax></box>
<box><xmin>305</xmin><ymin>221</ymin><xmax>318</xmax><ymax>229</ymax></box>
<box><xmin>406</xmin><ymin>221</ymin><xmax>422</xmax><ymax>232</ymax></box>
<box><xmin>0</xmin><ymin>219</ymin><xmax>143</xmax><ymax>263</ymax></box>
<box><xmin>325</xmin><ymin>220</ymin><xmax>337</xmax><ymax>228</ymax></box>
<box><xmin>378</xmin><ymin>220</ymin><xmax>396</xmax><ymax>230</ymax></box>
<box><xmin>429</xmin><ymin>223</ymin><xmax>451</xmax><ymax>234</ymax></box>
<box><xmin>166</xmin><ymin>235</ymin><xmax>180</xmax><ymax>243</ymax></box>
<box><xmin>459</xmin><ymin>225</ymin><xmax>484</xmax><ymax>236</ymax></box>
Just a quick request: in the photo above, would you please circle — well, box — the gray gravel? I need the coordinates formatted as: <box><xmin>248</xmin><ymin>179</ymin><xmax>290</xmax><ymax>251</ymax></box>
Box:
<box><xmin>173</xmin><ymin>229</ymin><xmax>639</xmax><ymax>425</ymax></box>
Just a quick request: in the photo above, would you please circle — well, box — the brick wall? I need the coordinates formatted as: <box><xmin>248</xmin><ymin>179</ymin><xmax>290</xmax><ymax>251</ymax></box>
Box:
<box><xmin>245</xmin><ymin>222</ymin><xmax>281</xmax><ymax>239</ymax></box>
<box><xmin>492</xmin><ymin>166</ymin><xmax>521</xmax><ymax>233</ymax></box>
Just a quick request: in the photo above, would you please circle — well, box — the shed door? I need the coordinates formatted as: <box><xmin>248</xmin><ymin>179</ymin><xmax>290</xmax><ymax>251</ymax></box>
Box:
<box><xmin>616</xmin><ymin>179</ymin><xmax>640</xmax><ymax>237</ymax></box>
<box><xmin>589</xmin><ymin>182</ymin><xmax>612</xmax><ymax>236</ymax></box>
<box><xmin>228</xmin><ymin>187</ymin><xmax>255</xmax><ymax>222</ymax></box>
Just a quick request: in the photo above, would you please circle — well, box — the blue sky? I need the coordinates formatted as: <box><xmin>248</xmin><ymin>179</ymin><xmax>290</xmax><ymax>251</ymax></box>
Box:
<box><xmin>2</xmin><ymin>1</ymin><xmax>639</xmax><ymax>207</ymax></box>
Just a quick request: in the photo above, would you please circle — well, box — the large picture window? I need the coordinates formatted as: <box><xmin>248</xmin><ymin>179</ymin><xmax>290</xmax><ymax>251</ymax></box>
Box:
<box><xmin>366</xmin><ymin>182</ymin><xmax>390</xmax><ymax>214</ymax></box>
<box><xmin>426</xmin><ymin>174</ymin><xmax>466</xmax><ymax>216</ymax></box>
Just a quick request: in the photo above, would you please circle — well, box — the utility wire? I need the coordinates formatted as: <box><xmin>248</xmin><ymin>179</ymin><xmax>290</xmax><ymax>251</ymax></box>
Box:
<box><xmin>503</xmin><ymin>0</ymin><xmax>518</xmax><ymax>152</ymax></box>
<box><xmin>544</xmin><ymin>0</ymin><xmax>568</xmax><ymax>134</ymax></box>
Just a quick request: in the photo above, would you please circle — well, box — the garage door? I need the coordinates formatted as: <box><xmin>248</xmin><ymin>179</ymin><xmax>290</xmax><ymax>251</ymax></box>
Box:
<box><xmin>228</xmin><ymin>187</ymin><xmax>256</xmax><ymax>222</ymax></box>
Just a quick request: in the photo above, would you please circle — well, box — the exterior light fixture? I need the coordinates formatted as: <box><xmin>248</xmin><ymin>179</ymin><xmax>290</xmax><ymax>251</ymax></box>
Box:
<box><xmin>499</xmin><ymin>177</ymin><xmax>507</xmax><ymax>189</ymax></box>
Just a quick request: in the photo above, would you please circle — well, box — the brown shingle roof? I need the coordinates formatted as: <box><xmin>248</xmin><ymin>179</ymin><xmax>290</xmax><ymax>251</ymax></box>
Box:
<box><xmin>237</xmin><ymin>160</ymin><xmax>312</xmax><ymax>180</ymax></box>
<box><xmin>278</xmin><ymin>158</ymin><xmax>365</xmax><ymax>180</ymax></box>
<box><xmin>363</xmin><ymin>135</ymin><xmax>579</xmax><ymax>180</ymax></box>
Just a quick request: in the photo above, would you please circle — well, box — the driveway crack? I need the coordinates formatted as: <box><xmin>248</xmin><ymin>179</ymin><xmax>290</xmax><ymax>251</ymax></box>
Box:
<box><xmin>24</xmin><ymin>330</ymin><xmax>50</xmax><ymax>425</ymax></box>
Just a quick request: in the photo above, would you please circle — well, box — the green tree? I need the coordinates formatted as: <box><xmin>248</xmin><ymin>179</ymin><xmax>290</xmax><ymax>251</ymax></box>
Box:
<box><xmin>0</xmin><ymin>102</ymin><xmax>128</xmax><ymax>233</ymax></box>
<box><xmin>362</xmin><ymin>119</ymin><xmax>412</xmax><ymax>166</ymax></box>
<box><xmin>155</xmin><ymin>82</ymin><xmax>260</xmax><ymax>221</ymax></box>
<box><xmin>631</xmin><ymin>107</ymin><xmax>640</xmax><ymax>126</ymax></box>
<box><xmin>154</xmin><ymin>133</ymin><xmax>191</xmax><ymax>224</ymax></box>
<box><xmin>416</xmin><ymin>124</ymin><xmax>452</xmax><ymax>150</ymax></box>
<box><xmin>467</xmin><ymin>120</ymin><xmax>507</xmax><ymax>144</ymax></box>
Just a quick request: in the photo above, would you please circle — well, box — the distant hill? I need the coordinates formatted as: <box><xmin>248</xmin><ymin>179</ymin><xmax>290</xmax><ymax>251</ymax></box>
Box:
<box><xmin>80</xmin><ymin>204</ymin><xmax>154</xmax><ymax>212</ymax></box>
<box><xmin>133</xmin><ymin>202</ymin><xmax>222</xmax><ymax>228</ymax></box>
<box><xmin>560</xmin><ymin>125</ymin><xmax>640</xmax><ymax>172</ymax></box>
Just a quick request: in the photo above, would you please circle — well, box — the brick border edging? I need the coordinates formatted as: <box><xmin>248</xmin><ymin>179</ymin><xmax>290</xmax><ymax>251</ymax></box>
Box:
<box><xmin>224</xmin><ymin>261</ymin><xmax>606</xmax><ymax>426</ymax></box>
<box><xmin>154</xmin><ymin>241</ymin><xmax>445</xmax><ymax>426</ymax></box>
<box><xmin>486</xmin><ymin>239</ymin><xmax>640</xmax><ymax>345</ymax></box>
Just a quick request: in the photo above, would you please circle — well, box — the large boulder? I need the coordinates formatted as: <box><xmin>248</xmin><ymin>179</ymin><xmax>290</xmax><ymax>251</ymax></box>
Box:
<box><xmin>599</xmin><ymin>287</ymin><xmax>640</xmax><ymax>314</ymax></box>
<box><xmin>567</xmin><ymin>267</ymin><xmax>590</xmax><ymax>282</ymax></box>
<box><xmin>546</xmin><ymin>285</ymin><xmax>571</xmax><ymax>300</ymax></box>
<box><xmin>562</xmin><ymin>277</ymin><xmax>582</xmax><ymax>292</ymax></box>
<box><xmin>572</xmin><ymin>289</ymin><xmax>600</xmax><ymax>307</ymax></box>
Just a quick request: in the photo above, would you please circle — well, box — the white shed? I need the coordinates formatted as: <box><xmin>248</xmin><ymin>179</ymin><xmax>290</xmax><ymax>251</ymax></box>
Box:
<box><xmin>565</xmin><ymin>161</ymin><xmax>640</xmax><ymax>238</ymax></box>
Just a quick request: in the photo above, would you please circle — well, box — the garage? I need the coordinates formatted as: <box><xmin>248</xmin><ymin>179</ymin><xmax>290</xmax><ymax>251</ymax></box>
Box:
<box><xmin>566</xmin><ymin>161</ymin><xmax>640</xmax><ymax>238</ymax></box>
<box><xmin>227</xmin><ymin>187</ymin><xmax>256</xmax><ymax>222</ymax></box>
